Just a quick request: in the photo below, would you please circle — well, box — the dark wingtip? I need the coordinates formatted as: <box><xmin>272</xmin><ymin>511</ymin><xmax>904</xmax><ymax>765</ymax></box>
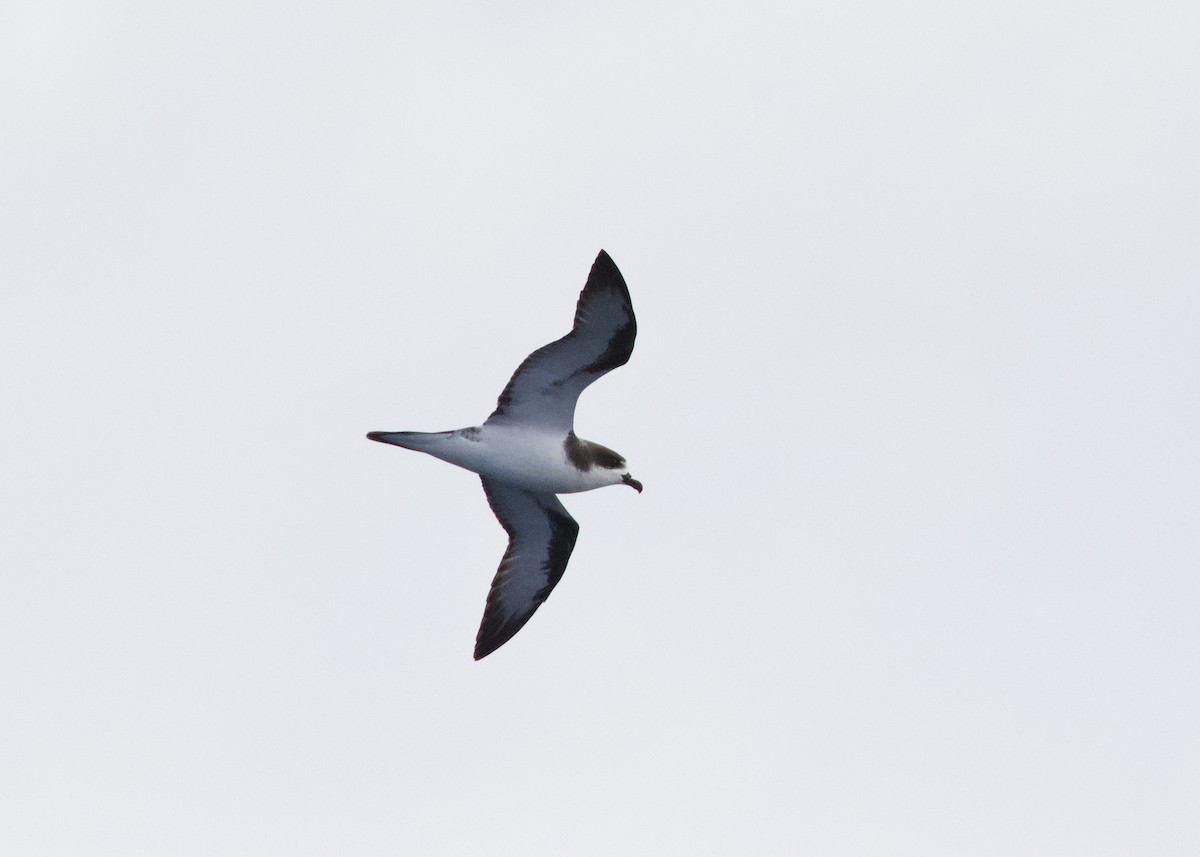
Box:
<box><xmin>474</xmin><ymin>616</ymin><xmax>527</xmax><ymax>661</ymax></box>
<box><xmin>584</xmin><ymin>249</ymin><xmax>630</xmax><ymax>303</ymax></box>
<box><xmin>473</xmin><ymin>635</ymin><xmax>503</xmax><ymax>660</ymax></box>
<box><xmin>593</xmin><ymin>249</ymin><xmax>618</xmax><ymax>272</ymax></box>
<box><xmin>366</xmin><ymin>431</ymin><xmax>386</xmax><ymax>442</ymax></box>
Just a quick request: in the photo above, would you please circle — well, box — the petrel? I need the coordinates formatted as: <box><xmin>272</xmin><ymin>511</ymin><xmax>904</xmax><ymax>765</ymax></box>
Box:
<box><xmin>368</xmin><ymin>250</ymin><xmax>641</xmax><ymax>660</ymax></box>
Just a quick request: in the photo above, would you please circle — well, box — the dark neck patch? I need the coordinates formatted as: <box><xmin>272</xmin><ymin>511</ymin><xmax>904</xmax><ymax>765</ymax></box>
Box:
<box><xmin>564</xmin><ymin>431</ymin><xmax>626</xmax><ymax>472</ymax></box>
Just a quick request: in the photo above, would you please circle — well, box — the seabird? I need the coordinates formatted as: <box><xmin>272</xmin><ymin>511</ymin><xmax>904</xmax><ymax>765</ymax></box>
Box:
<box><xmin>368</xmin><ymin>250</ymin><xmax>641</xmax><ymax>660</ymax></box>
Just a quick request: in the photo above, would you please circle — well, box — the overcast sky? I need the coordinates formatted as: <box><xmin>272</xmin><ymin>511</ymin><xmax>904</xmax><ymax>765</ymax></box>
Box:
<box><xmin>3</xmin><ymin>2</ymin><xmax>1198</xmax><ymax>855</ymax></box>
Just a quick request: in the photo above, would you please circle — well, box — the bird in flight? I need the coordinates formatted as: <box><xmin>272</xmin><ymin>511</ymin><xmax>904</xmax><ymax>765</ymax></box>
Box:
<box><xmin>368</xmin><ymin>250</ymin><xmax>641</xmax><ymax>659</ymax></box>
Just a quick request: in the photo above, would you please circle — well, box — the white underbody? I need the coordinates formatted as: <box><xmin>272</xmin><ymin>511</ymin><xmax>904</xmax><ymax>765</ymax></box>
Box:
<box><xmin>389</xmin><ymin>423</ymin><xmax>626</xmax><ymax>494</ymax></box>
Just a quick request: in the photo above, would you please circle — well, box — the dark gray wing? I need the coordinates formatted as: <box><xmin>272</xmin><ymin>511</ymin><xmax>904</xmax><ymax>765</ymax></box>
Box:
<box><xmin>484</xmin><ymin>250</ymin><xmax>636</xmax><ymax>434</ymax></box>
<box><xmin>474</xmin><ymin>477</ymin><xmax>580</xmax><ymax>660</ymax></box>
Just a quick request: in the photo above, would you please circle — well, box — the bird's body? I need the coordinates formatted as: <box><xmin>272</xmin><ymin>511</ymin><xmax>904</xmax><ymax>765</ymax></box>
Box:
<box><xmin>368</xmin><ymin>425</ymin><xmax>630</xmax><ymax>495</ymax></box>
<box><xmin>368</xmin><ymin>250</ymin><xmax>641</xmax><ymax>659</ymax></box>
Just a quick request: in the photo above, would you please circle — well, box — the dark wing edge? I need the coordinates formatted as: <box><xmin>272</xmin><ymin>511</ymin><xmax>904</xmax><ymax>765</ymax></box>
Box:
<box><xmin>486</xmin><ymin>250</ymin><xmax>636</xmax><ymax>424</ymax></box>
<box><xmin>474</xmin><ymin>478</ymin><xmax>581</xmax><ymax>660</ymax></box>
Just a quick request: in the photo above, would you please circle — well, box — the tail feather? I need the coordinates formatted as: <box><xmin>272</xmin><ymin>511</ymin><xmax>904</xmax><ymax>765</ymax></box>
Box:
<box><xmin>366</xmin><ymin>430</ymin><xmax>452</xmax><ymax>450</ymax></box>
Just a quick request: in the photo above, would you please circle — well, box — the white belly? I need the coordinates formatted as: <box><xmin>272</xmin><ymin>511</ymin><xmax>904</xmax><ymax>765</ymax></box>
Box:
<box><xmin>423</xmin><ymin>425</ymin><xmax>617</xmax><ymax>494</ymax></box>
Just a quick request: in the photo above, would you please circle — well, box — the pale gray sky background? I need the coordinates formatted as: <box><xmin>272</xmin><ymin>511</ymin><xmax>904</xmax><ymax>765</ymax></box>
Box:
<box><xmin>3</xmin><ymin>1</ymin><xmax>1198</xmax><ymax>855</ymax></box>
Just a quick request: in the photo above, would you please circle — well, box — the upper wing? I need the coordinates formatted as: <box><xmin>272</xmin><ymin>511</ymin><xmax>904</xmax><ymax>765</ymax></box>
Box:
<box><xmin>474</xmin><ymin>477</ymin><xmax>580</xmax><ymax>660</ymax></box>
<box><xmin>484</xmin><ymin>250</ymin><xmax>636</xmax><ymax>433</ymax></box>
